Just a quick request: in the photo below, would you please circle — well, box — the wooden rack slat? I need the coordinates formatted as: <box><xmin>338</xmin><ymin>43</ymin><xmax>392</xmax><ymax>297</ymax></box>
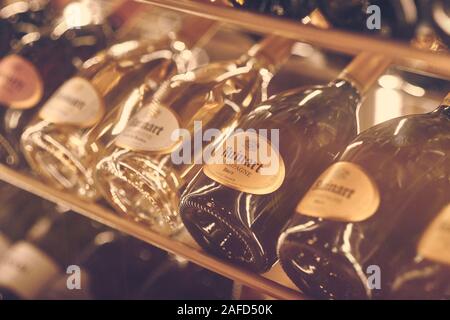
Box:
<box><xmin>0</xmin><ymin>165</ymin><xmax>304</xmax><ymax>300</ymax></box>
<box><xmin>138</xmin><ymin>0</ymin><xmax>450</xmax><ymax>79</ymax></box>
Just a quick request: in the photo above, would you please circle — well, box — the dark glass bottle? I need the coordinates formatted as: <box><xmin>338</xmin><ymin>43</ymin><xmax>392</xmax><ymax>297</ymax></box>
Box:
<box><xmin>0</xmin><ymin>211</ymin><xmax>103</xmax><ymax>300</ymax></box>
<box><xmin>229</xmin><ymin>0</ymin><xmax>317</xmax><ymax>20</ymax></box>
<box><xmin>377</xmin><ymin>174</ymin><xmax>450</xmax><ymax>300</ymax></box>
<box><xmin>179</xmin><ymin>53</ymin><xmax>391</xmax><ymax>273</ymax></box>
<box><xmin>41</xmin><ymin>232</ymin><xmax>168</xmax><ymax>299</ymax></box>
<box><xmin>0</xmin><ymin>0</ymin><xmax>141</xmax><ymax>167</ymax></box>
<box><xmin>138</xmin><ymin>257</ymin><xmax>233</xmax><ymax>300</ymax></box>
<box><xmin>278</xmin><ymin>93</ymin><xmax>450</xmax><ymax>299</ymax></box>
<box><xmin>0</xmin><ymin>186</ymin><xmax>53</xmax><ymax>258</ymax></box>
<box><xmin>318</xmin><ymin>0</ymin><xmax>419</xmax><ymax>40</ymax></box>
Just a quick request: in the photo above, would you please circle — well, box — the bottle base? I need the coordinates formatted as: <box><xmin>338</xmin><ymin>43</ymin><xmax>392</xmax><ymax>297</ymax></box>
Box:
<box><xmin>180</xmin><ymin>196</ymin><xmax>272</xmax><ymax>273</ymax></box>
<box><xmin>94</xmin><ymin>152</ymin><xmax>183</xmax><ymax>236</ymax></box>
<box><xmin>278</xmin><ymin>234</ymin><xmax>371</xmax><ymax>300</ymax></box>
<box><xmin>21</xmin><ymin>127</ymin><xmax>97</xmax><ymax>200</ymax></box>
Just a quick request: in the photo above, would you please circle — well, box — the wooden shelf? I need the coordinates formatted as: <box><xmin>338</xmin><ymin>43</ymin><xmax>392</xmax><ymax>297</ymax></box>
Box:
<box><xmin>0</xmin><ymin>164</ymin><xmax>304</xmax><ymax>300</ymax></box>
<box><xmin>138</xmin><ymin>0</ymin><xmax>450</xmax><ymax>80</ymax></box>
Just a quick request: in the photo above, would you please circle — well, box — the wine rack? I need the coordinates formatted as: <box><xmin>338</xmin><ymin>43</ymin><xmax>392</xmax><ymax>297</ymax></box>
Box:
<box><xmin>0</xmin><ymin>165</ymin><xmax>304</xmax><ymax>300</ymax></box>
<box><xmin>0</xmin><ymin>0</ymin><xmax>448</xmax><ymax>301</ymax></box>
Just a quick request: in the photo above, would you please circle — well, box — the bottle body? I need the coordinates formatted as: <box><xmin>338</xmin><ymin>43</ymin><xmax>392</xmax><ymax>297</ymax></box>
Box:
<box><xmin>180</xmin><ymin>80</ymin><xmax>360</xmax><ymax>272</ymax></box>
<box><xmin>381</xmin><ymin>175</ymin><xmax>450</xmax><ymax>300</ymax></box>
<box><xmin>41</xmin><ymin>232</ymin><xmax>168</xmax><ymax>299</ymax></box>
<box><xmin>278</xmin><ymin>103</ymin><xmax>450</xmax><ymax>299</ymax></box>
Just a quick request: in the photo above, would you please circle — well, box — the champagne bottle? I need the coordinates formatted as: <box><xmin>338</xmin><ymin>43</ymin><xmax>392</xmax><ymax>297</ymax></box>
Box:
<box><xmin>179</xmin><ymin>52</ymin><xmax>391</xmax><ymax>273</ymax></box>
<box><xmin>138</xmin><ymin>256</ymin><xmax>233</xmax><ymax>300</ymax></box>
<box><xmin>318</xmin><ymin>0</ymin><xmax>419</xmax><ymax>40</ymax></box>
<box><xmin>0</xmin><ymin>0</ymin><xmax>141</xmax><ymax>168</ymax></box>
<box><xmin>385</xmin><ymin>174</ymin><xmax>450</xmax><ymax>299</ymax></box>
<box><xmin>0</xmin><ymin>211</ymin><xmax>103</xmax><ymax>300</ymax></box>
<box><xmin>94</xmin><ymin>35</ymin><xmax>294</xmax><ymax>236</ymax></box>
<box><xmin>229</xmin><ymin>0</ymin><xmax>317</xmax><ymax>20</ymax></box>
<box><xmin>0</xmin><ymin>185</ymin><xmax>53</xmax><ymax>257</ymax></box>
<box><xmin>41</xmin><ymin>232</ymin><xmax>168</xmax><ymax>299</ymax></box>
<box><xmin>278</xmin><ymin>93</ymin><xmax>450</xmax><ymax>299</ymax></box>
<box><xmin>21</xmin><ymin>17</ymin><xmax>218</xmax><ymax>200</ymax></box>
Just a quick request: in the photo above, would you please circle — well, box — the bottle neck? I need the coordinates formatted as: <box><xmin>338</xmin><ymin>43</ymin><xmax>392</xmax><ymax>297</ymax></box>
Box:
<box><xmin>238</xmin><ymin>35</ymin><xmax>294</xmax><ymax>73</ymax></box>
<box><xmin>337</xmin><ymin>52</ymin><xmax>392</xmax><ymax>97</ymax></box>
<box><xmin>174</xmin><ymin>16</ymin><xmax>218</xmax><ymax>49</ymax></box>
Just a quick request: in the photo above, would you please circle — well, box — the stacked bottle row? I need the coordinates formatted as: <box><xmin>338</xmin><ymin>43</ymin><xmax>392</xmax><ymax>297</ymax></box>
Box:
<box><xmin>0</xmin><ymin>1</ymin><xmax>448</xmax><ymax>300</ymax></box>
<box><xmin>227</xmin><ymin>0</ymin><xmax>450</xmax><ymax>47</ymax></box>
<box><xmin>0</xmin><ymin>182</ymin><xmax>233</xmax><ymax>300</ymax></box>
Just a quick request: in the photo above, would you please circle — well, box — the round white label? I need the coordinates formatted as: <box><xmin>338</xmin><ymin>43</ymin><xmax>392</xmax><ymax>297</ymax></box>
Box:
<box><xmin>39</xmin><ymin>77</ymin><xmax>104</xmax><ymax>127</ymax></box>
<box><xmin>115</xmin><ymin>104</ymin><xmax>180</xmax><ymax>153</ymax></box>
<box><xmin>297</xmin><ymin>162</ymin><xmax>380</xmax><ymax>222</ymax></box>
<box><xmin>203</xmin><ymin>131</ymin><xmax>286</xmax><ymax>195</ymax></box>
<box><xmin>0</xmin><ymin>54</ymin><xmax>43</xmax><ymax>109</ymax></box>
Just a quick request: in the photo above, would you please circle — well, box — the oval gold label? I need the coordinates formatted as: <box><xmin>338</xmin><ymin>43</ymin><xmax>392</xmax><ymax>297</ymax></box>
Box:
<box><xmin>39</xmin><ymin>77</ymin><xmax>105</xmax><ymax>128</ymax></box>
<box><xmin>297</xmin><ymin>162</ymin><xmax>380</xmax><ymax>222</ymax></box>
<box><xmin>115</xmin><ymin>104</ymin><xmax>180</xmax><ymax>153</ymax></box>
<box><xmin>203</xmin><ymin>131</ymin><xmax>286</xmax><ymax>195</ymax></box>
<box><xmin>0</xmin><ymin>55</ymin><xmax>43</xmax><ymax>109</ymax></box>
<box><xmin>418</xmin><ymin>204</ymin><xmax>450</xmax><ymax>266</ymax></box>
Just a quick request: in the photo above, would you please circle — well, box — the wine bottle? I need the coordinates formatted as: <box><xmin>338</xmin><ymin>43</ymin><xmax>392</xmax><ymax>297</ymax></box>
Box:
<box><xmin>229</xmin><ymin>0</ymin><xmax>317</xmax><ymax>20</ymax></box>
<box><xmin>94</xmin><ymin>35</ymin><xmax>294</xmax><ymax>236</ymax></box>
<box><xmin>41</xmin><ymin>232</ymin><xmax>168</xmax><ymax>299</ymax></box>
<box><xmin>21</xmin><ymin>16</ymin><xmax>218</xmax><ymax>200</ymax></box>
<box><xmin>318</xmin><ymin>0</ymin><xmax>419</xmax><ymax>40</ymax></box>
<box><xmin>137</xmin><ymin>256</ymin><xmax>233</xmax><ymax>300</ymax></box>
<box><xmin>179</xmin><ymin>52</ymin><xmax>391</xmax><ymax>273</ymax></box>
<box><xmin>0</xmin><ymin>0</ymin><xmax>141</xmax><ymax>168</ymax></box>
<box><xmin>385</xmin><ymin>174</ymin><xmax>450</xmax><ymax>299</ymax></box>
<box><xmin>0</xmin><ymin>185</ymin><xmax>53</xmax><ymax>257</ymax></box>
<box><xmin>0</xmin><ymin>211</ymin><xmax>103</xmax><ymax>300</ymax></box>
<box><xmin>278</xmin><ymin>93</ymin><xmax>450</xmax><ymax>299</ymax></box>
<box><xmin>0</xmin><ymin>190</ymin><xmax>53</xmax><ymax>258</ymax></box>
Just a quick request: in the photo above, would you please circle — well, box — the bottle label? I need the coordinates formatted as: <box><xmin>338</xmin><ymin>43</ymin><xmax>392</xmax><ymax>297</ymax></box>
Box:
<box><xmin>203</xmin><ymin>131</ymin><xmax>286</xmax><ymax>195</ymax></box>
<box><xmin>39</xmin><ymin>77</ymin><xmax>105</xmax><ymax>128</ymax></box>
<box><xmin>0</xmin><ymin>55</ymin><xmax>43</xmax><ymax>109</ymax></box>
<box><xmin>418</xmin><ymin>204</ymin><xmax>450</xmax><ymax>266</ymax></box>
<box><xmin>0</xmin><ymin>241</ymin><xmax>60</xmax><ymax>299</ymax></box>
<box><xmin>0</xmin><ymin>233</ymin><xmax>11</xmax><ymax>259</ymax></box>
<box><xmin>115</xmin><ymin>104</ymin><xmax>180</xmax><ymax>153</ymax></box>
<box><xmin>297</xmin><ymin>162</ymin><xmax>380</xmax><ymax>222</ymax></box>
